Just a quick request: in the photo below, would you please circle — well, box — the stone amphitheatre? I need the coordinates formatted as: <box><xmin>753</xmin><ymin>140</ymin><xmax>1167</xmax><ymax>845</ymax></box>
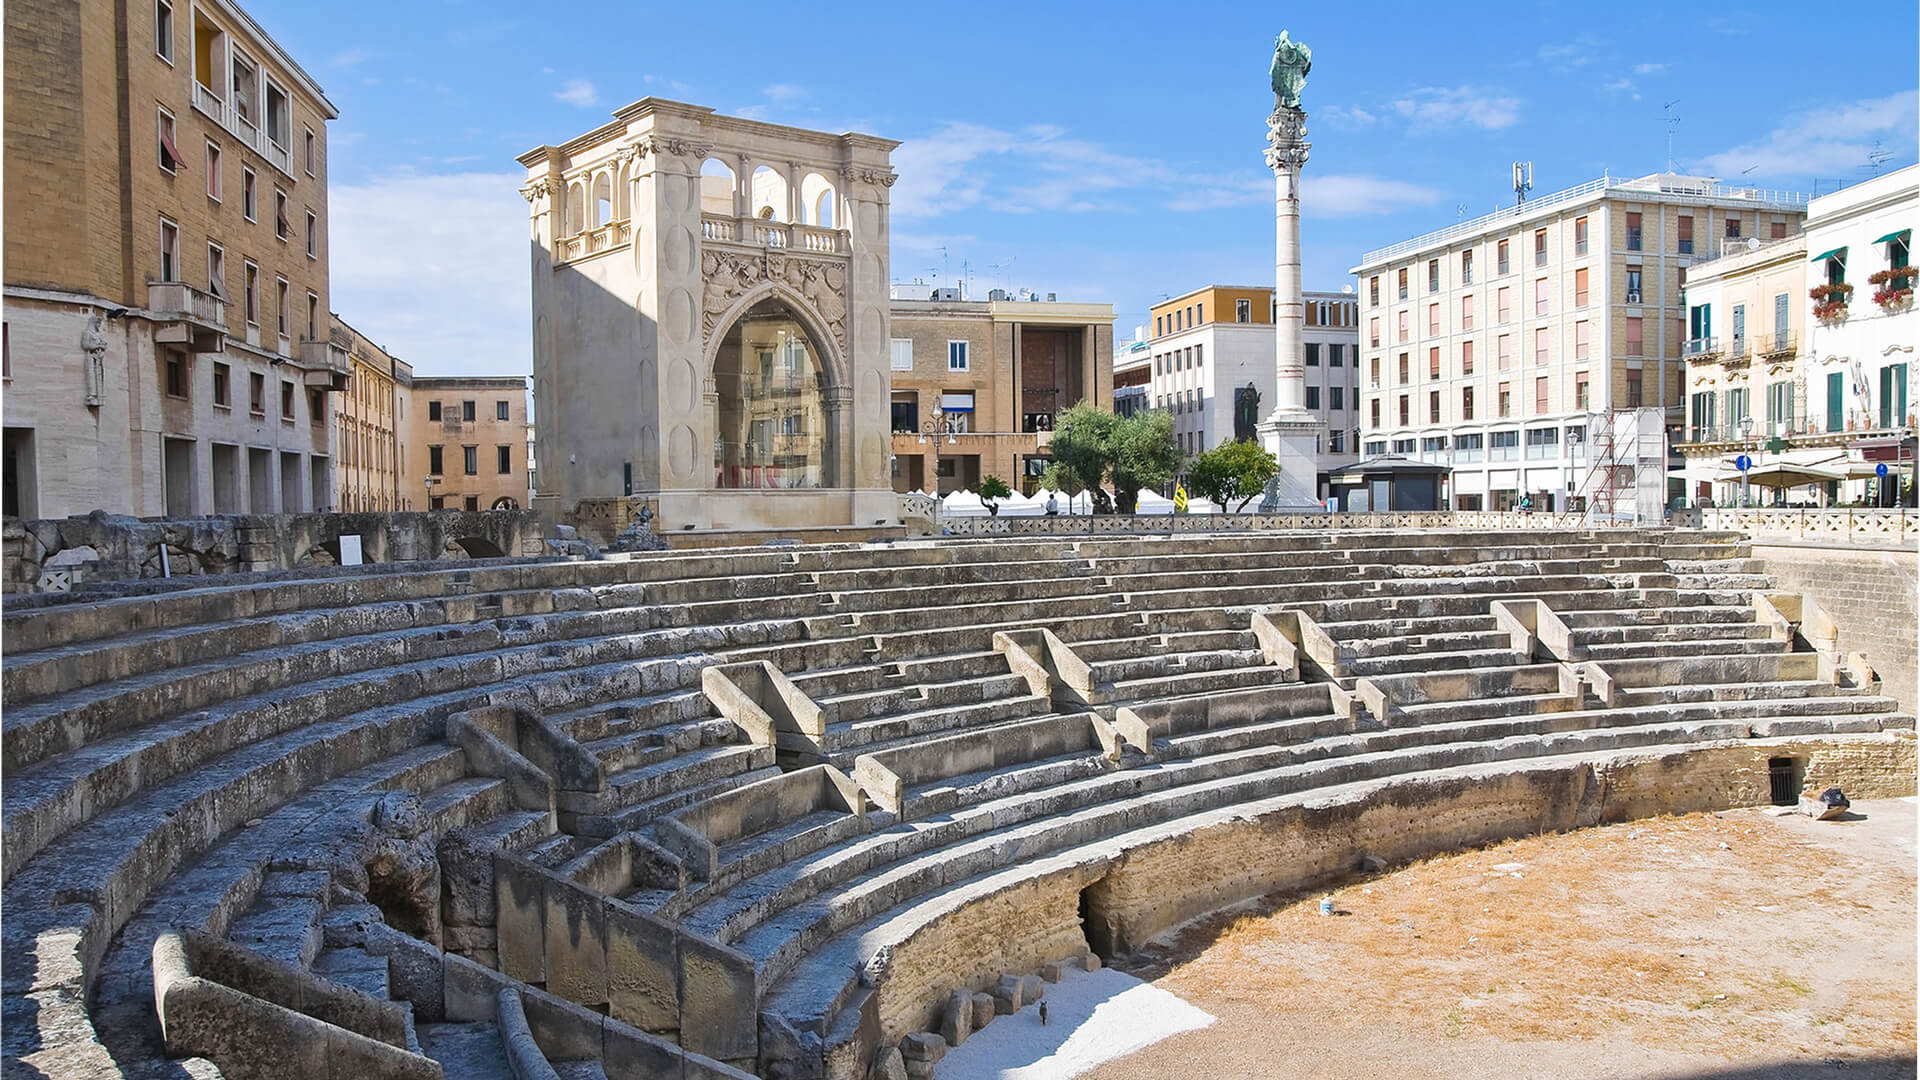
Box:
<box><xmin>2</xmin><ymin>524</ymin><xmax>1914</xmax><ymax>1079</ymax></box>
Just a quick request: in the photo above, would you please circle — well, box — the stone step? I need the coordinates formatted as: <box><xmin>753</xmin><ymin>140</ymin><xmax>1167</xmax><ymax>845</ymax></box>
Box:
<box><xmin>1069</xmin><ymin>626</ymin><xmax>1256</xmax><ymax>663</ymax></box>
<box><xmin>1088</xmin><ymin>647</ymin><xmax>1266</xmax><ymax>685</ymax></box>
<box><xmin>1105</xmin><ymin>663</ymin><xmax>1292</xmax><ymax>703</ymax></box>
<box><xmin>822</xmin><ymin>693</ymin><xmax>1056</xmax><ymax>755</ymax></box>
<box><xmin>1579</xmin><ymin>638</ymin><xmax>1787</xmax><ymax>662</ymax></box>
<box><xmin>416</xmin><ymin>1021</ymin><xmax>515</xmax><ymax>1080</ymax></box>
<box><xmin>1344</xmin><ymin>647</ymin><xmax>1526</xmax><ymax>679</ymax></box>
<box><xmin>814</xmin><ymin>672</ymin><xmax>1028</xmax><ymax>725</ymax></box>
<box><xmin>569</xmin><ymin>758</ymin><xmax>783</xmax><ymax>838</ymax></box>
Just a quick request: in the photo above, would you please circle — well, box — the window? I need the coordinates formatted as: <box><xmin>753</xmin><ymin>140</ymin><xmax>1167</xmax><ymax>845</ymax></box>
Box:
<box><xmin>1428</xmin><ymin>390</ymin><xmax>1441</xmax><ymax>422</ymax></box>
<box><xmin>1397</xmin><ymin>268</ymin><xmax>1408</xmax><ymax>300</ymax></box>
<box><xmin>1368</xmin><ymin>276</ymin><xmax>1380</xmax><ymax>305</ymax></box>
<box><xmin>1574</xmin><ymin>268</ymin><xmax>1589</xmax><ymax>307</ymax></box>
<box><xmin>205</xmin><ymin>141</ymin><xmax>221</xmax><ymax>200</ymax></box>
<box><xmin>1306</xmin><ymin>344</ymin><xmax>1320</xmax><ymax>366</ymax></box>
<box><xmin>1236</xmin><ymin>298</ymin><xmax>1251</xmax><ymax>323</ymax></box>
<box><xmin>428</xmin><ymin>401</ymin><xmax>442</xmax><ymax>421</ymax></box>
<box><xmin>888</xmin><ymin>338</ymin><xmax>914</xmax><ymax>372</ymax></box>
<box><xmin>1626</xmin><ymin>316</ymin><xmax>1643</xmax><ymax>356</ymax></box>
<box><xmin>428</xmin><ymin>445</ymin><xmax>444</xmax><ymax>474</ymax></box>
<box><xmin>1625</xmin><ymin>267</ymin><xmax>1643</xmax><ymax>303</ymax></box>
<box><xmin>212</xmin><ymin>362</ymin><xmax>230</xmax><ymax>406</ymax></box>
<box><xmin>1368</xmin><ymin>317</ymin><xmax>1380</xmax><ymax>347</ymax></box>
<box><xmin>1889</xmin><ymin>230</ymin><xmax>1912</xmax><ymax>271</ymax></box>
<box><xmin>1461</xmin><ymin>250</ymin><xmax>1475</xmax><ymax>284</ymax></box>
<box><xmin>275</xmin><ymin>190</ymin><xmax>290</xmax><ymax>240</ymax></box>
<box><xmin>1155</xmin><ymin>316</ymin><xmax>1163</xmax><ymax>336</ymax></box>
<box><xmin>263</xmin><ymin>79</ymin><xmax>289</xmax><ymax>150</ymax></box>
<box><xmin>1328</xmin><ymin>344</ymin><xmax>1343</xmax><ymax>367</ymax></box>
<box><xmin>1398</xmin><ymin>353</ymin><xmax>1410</xmax><ymax>383</ymax></box>
<box><xmin>155</xmin><ymin>0</ymin><xmax>174</xmax><ymax>61</ymax></box>
<box><xmin>281</xmin><ymin>379</ymin><xmax>295</xmax><ymax>419</ymax></box>
<box><xmin>1461</xmin><ymin>385</ymin><xmax>1475</xmax><ymax>420</ymax></box>
<box><xmin>1369</xmin><ymin>356</ymin><xmax>1380</xmax><ymax>388</ymax></box>
<box><xmin>1396</xmin><ymin>310</ymin><xmax>1408</xmax><ymax>343</ymax></box>
<box><xmin>242</xmin><ymin>168</ymin><xmax>256</xmax><ymax>221</ymax></box>
<box><xmin>1574</xmin><ymin>320</ymin><xmax>1590</xmax><ymax>360</ymax></box>
<box><xmin>1329</xmin><ymin>428</ymin><xmax>1344</xmax><ymax>453</ymax></box>
<box><xmin>1574</xmin><ymin>216</ymin><xmax>1589</xmax><ymax>256</ymax></box>
<box><xmin>1626</xmin><ymin>369</ymin><xmax>1644</xmax><ymax>407</ymax></box>
<box><xmin>1462</xmin><ymin>340</ymin><xmax>1475</xmax><ymax>375</ymax></box>
<box><xmin>243</xmin><ymin>262</ymin><xmax>258</xmax><ymax>324</ymax></box>
<box><xmin>1497</xmin><ymin>333</ymin><xmax>1512</xmax><ymax>370</ymax></box>
<box><xmin>1626</xmin><ymin>211</ymin><xmax>1643</xmax><ymax>251</ymax></box>
<box><xmin>306</xmin><ymin>211</ymin><xmax>317</xmax><ymax>258</ymax></box>
<box><xmin>1196</xmin><ymin>302</ymin><xmax>1204</xmax><ymax>323</ymax></box>
<box><xmin>307</xmin><ymin>293</ymin><xmax>319</xmax><ymax>339</ymax></box>
<box><xmin>1496</xmin><ymin>286</ymin><xmax>1511</xmax><ymax>323</ymax></box>
<box><xmin>1306</xmin><ymin>386</ymin><xmax>1320</xmax><ymax>409</ymax></box>
<box><xmin>459</xmin><ymin>400</ymin><xmax>474</xmax><ymax>422</ymax></box>
<box><xmin>303</xmin><ymin>127</ymin><xmax>316</xmax><ymax>175</ymax></box>
<box><xmin>1771</xmin><ymin>219</ymin><xmax>1788</xmax><ymax>240</ymax></box>
<box><xmin>308</xmin><ymin>388</ymin><xmax>326</xmax><ymax>422</ymax></box>
<box><xmin>1461</xmin><ymin>294</ymin><xmax>1474</xmax><ymax>330</ymax></box>
<box><xmin>275</xmin><ymin>278</ymin><xmax>289</xmax><ymax>337</ymax></box>
<box><xmin>1534</xmin><ymin>376</ymin><xmax>1550</xmax><ymax>413</ymax></box>
<box><xmin>1826</xmin><ymin>371</ymin><xmax>1846</xmax><ymax>431</ymax></box>
<box><xmin>1774</xmin><ymin>293</ymin><xmax>1791</xmax><ymax>337</ymax></box>
<box><xmin>496</xmin><ymin>400</ymin><xmax>510</xmax><ymax>421</ymax></box>
<box><xmin>1677</xmin><ymin>214</ymin><xmax>1693</xmax><ymax>254</ymax></box>
<box><xmin>1534</xmin><ymin>277</ymin><xmax>1550</xmax><ymax>316</ymax></box>
<box><xmin>1879</xmin><ymin>364</ymin><xmax>1908</xmax><ymax>430</ymax></box>
<box><xmin>1725</xmin><ymin>216</ymin><xmax>1742</xmax><ymax>239</ymax></box>
<box><xmin>1534</xmin><ymin>327</ymin><xmax>1550</xmax><ymax>366</ymax></box>
<box><xmin>464</xmin><ymin>495</ymin><xmax>479</xmax><ymax>512</ymax></box>
<box><xmin>157</xmin><ymin>108</ymin><xmax>183</xmax><ymax>173</ymax></box>
<box><xmin>1767</xmin><ymin>380</ymin><xmax>1793</xmax><ymax>433</ymax></box>
<box><xmin>1496</xmin><ymin>239</ymin><xmax>1510</xmax><ymax>275</ymax></box>
<box><xmin>1364</xmin><ymin>438</ymin><xmax>1387</xmax><ymax>456</ymax></box>
<box><xmin>497</xmin><ymin>445</ymin><xmax>512</xmax><ymax>474</ymax></box>
<box><xmin>1575</xmin><ymin>372</ymin><xmax>1590</xmax><ymax>409</ymax></box>
<box><xmin>948</xmin><ymin>340</ymin><xmax>969</xmax><ymax>371</ymax></box>
<box><xmin>1428</xmin><ymin>259</ymin><xmax>1440</xmax><ymax>293</ymax></box>
<box><xmin>249</xmin><ymin>371</ymin><xmax>265</xmax><ymax>414</ymax></box>
<box><xmin>206</xmin><ymin>243</ymin><xmax>225</xmax><ymax>300</ymax></box>
<box><xmin>1498</xmin><ymin>382</ymin><xmax>1512</xmax><ymax>417</ymax></box>
<box><xmin>1370</xmin><ymin>400</ymin><xmax>1381</xmax><ymax>427</ymax></box>
<box><xmin>1428</xmin><ymin>347</ymin><xmax>1440</xmax><ymax>380</ymax></box>
<box><xmin>1398</xmin><ymin>395</ymin><xmax>1410</xmax><ymax>426</ymax></box>
<box><xmin>159</xmin><ymin>218</ymin><xmax>179</xmax><ymax>281</ymax></box>
<box><xmin>164</xmin><ymin>349</ymin><xmax>187</xmax><ymax>397</ymax></box>
<box><xmin>1533</xmin><ymin>229</ymin><xmax>1548</xmax><ymax>267</ymax></box>
<box><xmin>1428</xmin><ymin>303</ymin><xmax>1440</xmax><ymax>335</ymax></box>
<box><xmin>1331</xmin><ymin>386</ymin><xmax>1343</xmax><ymax>409</ymax></box>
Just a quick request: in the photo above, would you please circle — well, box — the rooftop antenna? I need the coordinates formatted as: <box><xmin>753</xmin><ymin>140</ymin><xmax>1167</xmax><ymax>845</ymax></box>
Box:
<box><xmin>1456</xmin><ymin>202</ymin><xmax>1467</xmax><ymax>222</ymax></box>
<box><xmin>1662</xmin><ymin>100</ymin><xmax>1681</xmax><ymax>173</ymax></box>
<box><xmin>1863</xmin><ymin>141</ymin><xmax>1893</xmax><ymax>175</ymax></box>
<box><xmin>1511</xmin><ymin>161</ymin><xmax>1533</xmax><ymax>207</ymax></box>
<box><xmin>935</xmin><ymin>245</ymin><xmax>949</xmax><ymax>286</ymax></box>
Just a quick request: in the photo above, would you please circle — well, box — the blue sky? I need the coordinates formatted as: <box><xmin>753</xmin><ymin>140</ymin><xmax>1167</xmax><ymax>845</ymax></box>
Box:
<box><xmin>259</xmin><ymin>1</ymin><xmax>1919</xmax><ymax>377</ymax></box>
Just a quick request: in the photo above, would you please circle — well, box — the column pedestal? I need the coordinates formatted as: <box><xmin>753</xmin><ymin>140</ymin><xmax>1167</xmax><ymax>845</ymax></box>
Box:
<box><xmin>1258</xmin><ymin>412</ymin><xmax>1325</xmax><ymax>509</ymax></box>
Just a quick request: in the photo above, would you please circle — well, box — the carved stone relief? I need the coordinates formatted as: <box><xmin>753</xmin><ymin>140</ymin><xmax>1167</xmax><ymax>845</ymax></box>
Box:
<box><xmin>701</xmin><ymin>249</ymin><xmax>849</xmax><ymax>357</ymax></box>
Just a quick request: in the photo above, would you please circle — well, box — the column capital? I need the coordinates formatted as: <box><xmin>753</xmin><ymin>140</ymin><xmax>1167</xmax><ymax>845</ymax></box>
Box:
<box><xmin>1264</xmin><ymin>106</ymin><xmax>1311</xmax><ymax>172</ymax></box>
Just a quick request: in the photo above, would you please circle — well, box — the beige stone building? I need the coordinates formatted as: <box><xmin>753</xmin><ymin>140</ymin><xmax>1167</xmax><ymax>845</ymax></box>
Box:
<box><xmin>519</xmin><ymin>99</ymin><xmax>899</xmax><ymax>531</ymax></box>
<box><xmin>331</xmin><ymin>315</ymin><xmax>412</xmax><ymax>511</ymax></box>
<box><xmin>1351</xmin><ymin>172</ymin><xmax>1807</xmax><ymax>513</ymax></box>
<box><xmin>406</xmin><ymin>377</ymin><xmax>531</xmax><ymax>511</ymax></box>
<box><xmin>3</xmin><ymin>0</ymin><xmax>344</xmax><ymax>518</ymax></box>
<box><xmin>887</xmin><ymin>297</ymin><xmax>1114</xmax><ymax>494</ymax></box>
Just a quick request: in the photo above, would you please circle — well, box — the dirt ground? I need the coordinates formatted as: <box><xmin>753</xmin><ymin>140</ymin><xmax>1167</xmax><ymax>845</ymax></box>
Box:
<box><xmin>1090</xmin><ymin>798</ymin><xmax>1918</xmax><ymax>1080</ymax></box>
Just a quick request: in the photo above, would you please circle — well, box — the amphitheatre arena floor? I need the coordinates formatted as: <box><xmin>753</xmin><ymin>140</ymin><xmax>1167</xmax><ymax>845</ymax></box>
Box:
<box><xmin>1079</xmin><ymin>799</ymin><xmax>1918</xmax><ymax>1080</ymax></box>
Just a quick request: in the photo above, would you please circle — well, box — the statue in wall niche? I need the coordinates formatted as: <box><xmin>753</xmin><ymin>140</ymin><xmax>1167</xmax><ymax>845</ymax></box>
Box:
<box><xmin>81</xmin><ymin>314</ymin><xmax>108</xmax><ymax>407</ymax></box>
<box><xmin>1270</xmin><ymin>30</ymin><xmax>1312</xmax><ymax>111</ymax></box>
<box><xmin>1234</xmin><ymin>384</ymin><xmax>1262</xmax><ymax>443</ymax></box>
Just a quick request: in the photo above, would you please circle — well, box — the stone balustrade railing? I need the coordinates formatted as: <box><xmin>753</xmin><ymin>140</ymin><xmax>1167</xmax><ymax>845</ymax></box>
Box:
<box><xmin>933</xmin><ymin>510</ymin><xmax>1643</xmax><ymax>537</ymax></box>
<box><xmin>1690</xmin><ymin>507</ymin><xmax>1915</xmax><ymax>546</ymax></box>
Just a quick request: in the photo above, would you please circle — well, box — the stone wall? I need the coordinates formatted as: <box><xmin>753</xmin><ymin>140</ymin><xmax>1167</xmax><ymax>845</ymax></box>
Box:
<box><xmin>2</xmin><ymin>508</ymin><xmax>547</xmax><ymax>594</ymax></box>
<box><xmin>1752</xmin><ymin>542</ymin><xmax>1920</xmax><ymax>714</ymax></box>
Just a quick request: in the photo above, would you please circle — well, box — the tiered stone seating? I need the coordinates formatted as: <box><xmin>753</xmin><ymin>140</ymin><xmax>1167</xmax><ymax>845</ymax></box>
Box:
<box><xmin>3</xmin><ymin>528</ymin><xmax>1910</xmax><ymax>1080</ymax></box>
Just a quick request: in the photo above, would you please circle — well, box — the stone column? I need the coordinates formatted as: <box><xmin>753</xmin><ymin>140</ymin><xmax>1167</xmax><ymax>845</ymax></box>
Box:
<box><xmin>1257</xmin><ymin>104</ymin><xmax>1327</xmax><ymax>508</ymax></box>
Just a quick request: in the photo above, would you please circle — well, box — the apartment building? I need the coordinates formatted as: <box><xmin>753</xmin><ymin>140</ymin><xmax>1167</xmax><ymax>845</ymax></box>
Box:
<box><xmin>331</xmin><ymin>314</ymin><xmax>413</xmax><ymax>511</ymax></box>
<box><xmin>406</xmin><ymin>377</ymin><xmax>532</xmax><ymax>511</ymax></box>
<box><xmin>1678</xmin><ymin>166</ymin><xmax>1915</xmax><ymax>503</ymax></box>
<box><xmin>3</xmin><ymin>0</ymin><xmax>344</xmax><ymax>518</ymax></box>
<box><xmin>1133</xmin><ymin>285</ymin><xmax>1359</xmax><ymax>481</ymax></box>
<box><xmin>888</xmin><ymin>296</ymin><xmax>1115</xmax><ymax>494</ymax></box>
<box><xmin>1352</xmin><ymin>172</ymin><xmax>1807</xmax><ymax>512</ymax></box>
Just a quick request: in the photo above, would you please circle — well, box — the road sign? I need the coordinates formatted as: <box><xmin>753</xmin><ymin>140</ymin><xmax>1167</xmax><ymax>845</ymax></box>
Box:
<box><xmin>1735</xmin><ymin>454</ymin><xmax>1752</xmax><ymax>472</ymax></box>
<box><xmin>1877</xmin><ymin>462</ymin><xmax>1890</xmax><ymax>478</ymax></box>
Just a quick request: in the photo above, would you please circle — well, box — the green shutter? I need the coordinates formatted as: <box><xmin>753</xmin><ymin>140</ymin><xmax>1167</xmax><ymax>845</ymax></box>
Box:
<box><xmin>1827</xmin><ymin>371</ymin><xmax>1845</xmax><ymax>432</ymax></box>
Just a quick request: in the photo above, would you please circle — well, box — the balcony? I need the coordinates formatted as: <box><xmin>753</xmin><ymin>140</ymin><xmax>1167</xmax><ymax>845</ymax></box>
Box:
<box><xmin>1683</xmin><ymin>336</ymin><xmax>1721</xmax><ymax>360</ymax></box>
<box><xmin>701</xmin><ymin>214</ymin><xmax>848</xmax><ymax>256</ymax></box>
<box><xmin>148</xmin><ymin>281</ymin><xmax>226</xmax><ymax>352</ymax></box>
<box><xmin>1757</xmin><ymin>331</ymin><xmax>1797</xmax><ymax>359</ymax></box>
<box><xmin>555</xmin><ymin>220</ymin><xmax>632</xmax><ymax>263</ymax></box>
<box><xmin>297</xmin><ymin>336</ymin><xmax>351</xmax><ymax>390</ymax></box>
<box><xmin>190</xmin><ymin>80</ymin><xmax>295</xmax><ymax>178</ymax></box>
<box><xmin>1722</xmin><ymin>336</ymin><xmax>1751</xmax><ymax>367</ymax></box>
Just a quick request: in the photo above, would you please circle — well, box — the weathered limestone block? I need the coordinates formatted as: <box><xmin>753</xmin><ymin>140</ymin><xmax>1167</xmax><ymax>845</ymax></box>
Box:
<box><xmin>939</xmin><ymin>990</ymin><xmax>970</xmax><ymax>1047</ymax></box>
<box><xmin>990</xmin><ymin>975</ymin><xmax>1023</xmax><ymax>1015</ymax></box>
<box><xmin>897</xmin><ymin>1032</ymin><xmax>946</xmax><ymax>1065</ymax></box>
<box><xmin>970</xmin><ymin>992</ymin><xmax>996</xmax><ymax>1028</ymax></box>
<box><xmin>606</xmin><ymin>902</ymin><xmax>679</xmax><ymax>1035</ymax></box>
<box><xmin>868</xmin><ymin>1044</ymin><xmax>906</xmax><ymax>1080</ymax></box>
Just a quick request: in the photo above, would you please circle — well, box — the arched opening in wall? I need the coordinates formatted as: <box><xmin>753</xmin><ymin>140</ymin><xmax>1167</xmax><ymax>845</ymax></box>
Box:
<box><xmin>712</xmin><ymin>297</ymin><xmax>835</xmax><ymax>490</ymax></box>
<box><xmin>612</xmin><ymin>163</ymin><xmax>629</xmax><ymax>220</ymax></box>
<box><xmin>751</xmin><ymin>165</ymin><xmax>788</xmax><ymax>222</ymax></box>
<box><xmin>800</xmin><ymin>172</ymin><xmax>836</xmax><ymax>228</ymax></box>
<box><xmin>566</xmin><ymin>183</ymin><xmax>584</xmax><ymax>236</ymax></box>
<box><xmin>700</xmin><ymin>158</ymin><xmax>736</xmax><ymax>218</ymax></box>
<box><xmin>491</xmin><ymin>496</ymin><xmax>519</xmax><ymax>510</ymax></box>
<box><xmin>592</xmin><ymin>173</ymin><xmax>612</xmax><ymax>228</ymax></box>
<box><xmin>452</xmin><ymin>536</ymin><xmax>506</xmax><ymax>558</ymax></box>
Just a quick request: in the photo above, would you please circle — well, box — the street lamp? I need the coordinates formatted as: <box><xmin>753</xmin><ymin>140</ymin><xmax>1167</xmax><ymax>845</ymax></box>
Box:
<box><xmin>423</xmin><ymin>473</ymin><xmax>440</xmax><ymax>512</ymax></box>
<box><xmin>1738</xmin><ymin>413</ymin><xmax>1755</xmax><ymax>508</ymax></box>
<box><xmin>918</xmin><ymin>404</ymin><xmax>955</xmax><ymax>494</ymax></box>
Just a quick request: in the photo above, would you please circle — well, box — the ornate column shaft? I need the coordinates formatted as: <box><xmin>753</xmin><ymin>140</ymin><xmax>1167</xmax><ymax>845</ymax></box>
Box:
<box><xmin>1266</xmin><ymin>107</ymin><xmax>1311</xmax><ymax>418</ymax></box>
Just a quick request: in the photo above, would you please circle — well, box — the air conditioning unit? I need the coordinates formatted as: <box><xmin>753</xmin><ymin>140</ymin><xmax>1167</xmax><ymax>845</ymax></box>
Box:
<box><xmin>1625</xmin><ymin>291</ymin><xmax>1642</xmax><ymax>305</ymax></box>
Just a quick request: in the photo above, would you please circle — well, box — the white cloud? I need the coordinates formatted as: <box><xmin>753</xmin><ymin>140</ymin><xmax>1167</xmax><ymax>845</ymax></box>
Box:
<box><xmin>1632</xmin><ymin>62</ymin><xmax>1667</xmax><ymax>75</ymax></box>
<box><xmin>764</xmin><ymin>83</ymin><xmax>807</xmax><ymax>102</ymax></box>
<box><xmin>1695</xmin><ymin>90</ymin><xmax>1919</xmax><ymax>179</ymax></box>
<box><xmin>1603</xmin><ymin>78</ymin><xmax>1641</xmax><ymax>101</ymax></box>
<box><xmin>554</xmin><ymin>79</ymin><xmax>600</xmax><ymax>108</ymax></box>
<box><xmin>1389</xmin><ymin>86</ymin><xmax>1522</xmax><ymax>131</ymax></box>
<box><xmin>1301</xmin><ymin>174</ymin><xmax>1447</xmax><ymax>217</ymax></box>
<box><xmin>1536</xmin><ymin>35</ymin><xmax>1603</xmax><ymax>70</ymax></box>
<box><xmin>332</xmin><ymin>48</ymin><xmax>371</xmax><ymax>68</ymax></box>
<box><xmin>328</xmin><ymin>171</ymin><xmax>531</xmax><ymax>379</ymax></box>
<box><xmin>1318</xmin><ymin>104</ymin><xmax>1379</xmax><ymax>130</ymax></box>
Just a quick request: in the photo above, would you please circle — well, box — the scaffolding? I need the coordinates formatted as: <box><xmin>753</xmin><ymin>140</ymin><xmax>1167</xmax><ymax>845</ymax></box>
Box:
<box><xmin>1579</xmin><ymin>407</ymin><xmax>1669</xmax><ymax>525</ymax></box>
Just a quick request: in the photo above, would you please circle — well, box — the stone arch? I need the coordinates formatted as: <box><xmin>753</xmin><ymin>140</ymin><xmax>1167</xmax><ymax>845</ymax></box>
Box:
<box><xmin>699</xmin><ymin>157</ymin><xmax>736</xmax><ymax>217</ymax></box>
<box><xmin>750</xmin><ymin>165</ymin><xmax>789</xmax><ymax>222</ymax></box>
<box><xmin>703</xmin><ymin>279</ymin><xmax>847</xmax><ymax>393</ymax></box>
<box><xmin>491</xmin><ymin>495</ymin><xmax>519</xmax><ymax>510</ymax></box>
<box><xmin>565</xmin><ymin>182</ymin><xmax>584</xmax><ymax>236</ymax></box>
<box><xmin>612</xmin><ymin>161</ymin><xmax>630</xmax><ymax>220</ymax></box>
<box><xmin>592</xmin><ymin>172</ymin><xmax>612</xmax><ymax>228</ymax></box>
<box><xmin>451</xmin><ymin>535</ymin><xmax>506</xmax><ymax>558</ymax></box>
<box><xmin>707</xmin><ymin>292</ymin><xmax>841</xmax><ymax>491</ymax></box>
<box><xmin>799</xmin><ymin>171</ymin><xmax>837</xmax><ymax>227</ymax></box>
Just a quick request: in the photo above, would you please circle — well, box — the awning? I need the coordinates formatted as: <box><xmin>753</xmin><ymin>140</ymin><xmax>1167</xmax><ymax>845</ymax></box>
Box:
<box><xmin>940</xmin><ymin>392</ymin><xmax>974</xmax><ymax>412</ymax></box>
<box><xmin>1810</xmin><ymin>247</ymin><xmax>1847</xmax><ymax>263</ymax></box>
<box><xmin>1714</xmin><ymin>461</ymin><xmax>1846</xmax><ymax>488</ymax></box>
<box><xmin>1874</xmin><ymin>229</ymin><xmax>1911</xmax><ymax>246</ymax></box>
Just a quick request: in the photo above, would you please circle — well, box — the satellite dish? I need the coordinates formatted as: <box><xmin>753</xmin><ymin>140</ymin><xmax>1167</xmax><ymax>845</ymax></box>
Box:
<box><xmin>1747</xmin><ymin>237</ymin><xmax>1761</xmax><ymax>251</ymax></box>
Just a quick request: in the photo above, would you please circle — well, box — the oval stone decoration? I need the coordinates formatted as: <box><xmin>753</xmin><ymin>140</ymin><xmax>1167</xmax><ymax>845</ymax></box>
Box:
<box><xmin>667</xmin><ymin>423</ymin><xmax>697</xmax><ymax>480</ymax></box>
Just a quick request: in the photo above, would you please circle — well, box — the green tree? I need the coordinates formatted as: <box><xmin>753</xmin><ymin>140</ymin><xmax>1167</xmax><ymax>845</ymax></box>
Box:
<box><xmin>978</xmin><ymin>474</ymin><xmax>1012</xmax><ymax>516</ymax></box>
<box><xmin>1042</xmin><ymin>403</ymin><xmax>1114</xmax><ymax>512</ymax></box>
<box><xmin>1039</xmin><ymin>403</ymin><xmax>1180</xmax><ymax>514</ymax></box>
<box><xmin>1108</xmin><ymin>410</ymin><xmax>1180</xmax><ymax>513</ymax></box>
<box><xmin>1185</xmin><ymin>439</ymin><xmax>1279</xmax><ymax>513</ymax></box>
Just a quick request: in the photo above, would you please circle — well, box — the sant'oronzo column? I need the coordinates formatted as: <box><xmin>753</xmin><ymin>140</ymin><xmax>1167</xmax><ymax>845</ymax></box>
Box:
<box><xmin>1258</xmin><ymin>31</ymin><xmax>1327</xmax><ymax>508</ymax></box>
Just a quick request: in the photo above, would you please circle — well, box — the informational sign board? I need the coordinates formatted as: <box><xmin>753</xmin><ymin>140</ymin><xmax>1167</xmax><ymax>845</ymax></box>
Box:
<box><xmin>340</xmin><ymin>535</ymin><xmax>364</xmax><ymax>567</ymax></box>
